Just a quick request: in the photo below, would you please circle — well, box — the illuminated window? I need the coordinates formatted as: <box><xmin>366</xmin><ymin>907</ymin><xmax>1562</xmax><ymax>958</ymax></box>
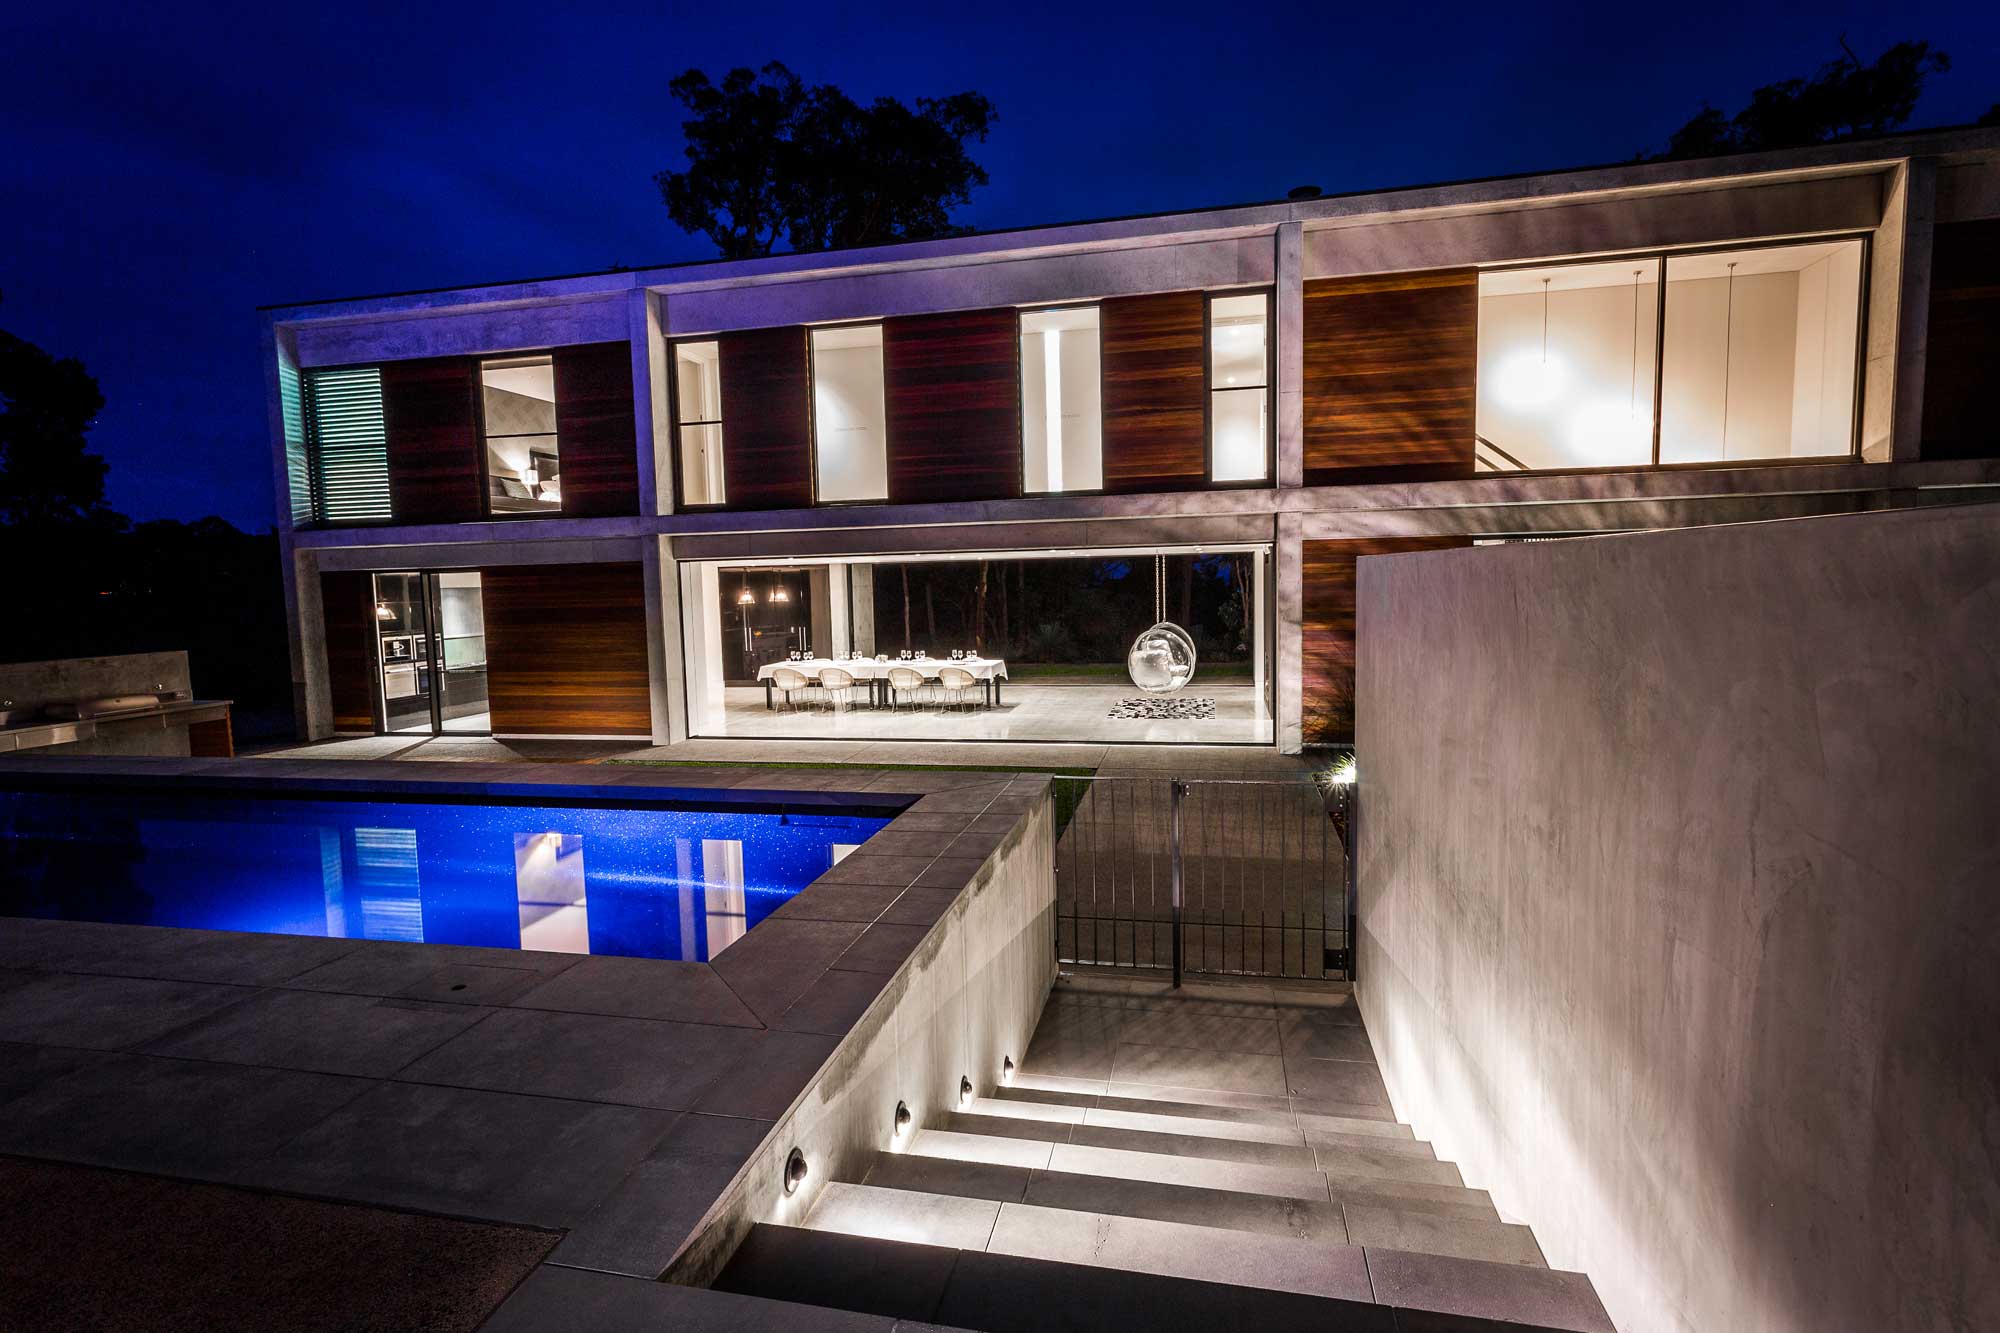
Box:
<box><xmin>811</xmin><ymin>325</ymin><xmax>888</xmax><ymax>503</ymax></box>
<box><xmin>481</xmin><ymin>356</ymin><xmax>562</xmax><ymax>514</ymax></box>
<box><xmin>674</xmin><ymin>340</ymin><xmax>726</xmax><ymax>505</ymax></box>
<box><xmin>1208</xmin><ymin>292</ymin><xmax>1271</xmax><ymax>483</ymax></box>
<box><xmin>1020</xmin><ymin>306</ymin><xmax>1103</xmax><ymax>493</ymax></box>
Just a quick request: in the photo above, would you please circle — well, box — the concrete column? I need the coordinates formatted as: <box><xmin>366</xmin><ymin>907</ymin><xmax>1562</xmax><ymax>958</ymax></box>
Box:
<box><xmin>826</xmin><ymin>562</ymin><xmax>851</xmax><ymax>658</ymax></box>
<box><xmin>850</xmin><ymin>564</ymin><xmax>878</xmax><ymax>656</ymax></box>
<box><xmin>1862</xmin><ymin>161</ymin><xmax>1925</xmax><ymax>463</ymax></box>
<box><xmin>807</xmin><ymin>567</ymin><xmax>833</xmax><ymax>658</ymax></box>
<box><xmin>1890</xmin><ymin>158</ymin><xmax>1937</xmax><ymax>461</ymax></box>
<box><xmin>292</xmin><ymin>545</ymin><xmax>335</xmax><ymax>740</ymax></box>
<box><xmin>632</xmin><ymin>289</ymin><xmax>673</xmax><ymax>514</ymax></box>
<box><xmin>1252</xmin><ymin>548</ymin><xmax>1268</xmax><ymax>699</ymax></box>
<box><xmin>262</xmin><ymin>319</ymin><xmax>316</xmax><ymax>739</ymax></box>
<box><xmin>1274</xmin><ymin>222</ymin><xmax>1305</xmax><ymax>489</ymax></box>
<box><xmin>641</xmin><ymin>535</ymin><xmax>688</xmax><ymax>745</ymax></box>
<box><xmin>1275</xmin><ymin>513</ymin><xmax>1303</xmax><ymax>754</ymax></box>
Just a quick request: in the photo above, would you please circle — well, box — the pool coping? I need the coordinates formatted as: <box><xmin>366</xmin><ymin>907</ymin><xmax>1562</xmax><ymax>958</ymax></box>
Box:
<box><xmin>0</xmin><ymin>753</ymin><xmax>1055</xmax><ymax>1308</ymax></box>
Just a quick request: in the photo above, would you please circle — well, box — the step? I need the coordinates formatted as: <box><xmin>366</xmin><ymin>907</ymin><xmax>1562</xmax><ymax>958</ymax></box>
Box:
<box><xmin>1341</xmin><ymin>1201</ymin><xmax>1545</xmax><ymax>1268</ymax></box>
<box><xmin>945</xmin><ymin>1111</ymin><xmax>1319</xmax><ymax>1169</ymax></box>
<box><xmin>992</xmin><ymin>1082</ymin><xmax>1417</xmax><ymax>1141</ymax></box>
<box><xmin>1047</xmin><ymin>1141</ymin><xmax>1329</xmax><ymax>1201</ymax></box>
<box><xmin>807</xmin><ymin>1180</ymin><xmax>1001</xmax><ymax>1250</ymax></box>
<box><xmin>1313</xmin><ymin>1142</ymin><xmax>1464</xmax><ymax>1187</ymax></box>
<box><xmin>979</xmin><ymin>1094</ymin><xmax>1307</xmax><ymax>1146</ymax></box>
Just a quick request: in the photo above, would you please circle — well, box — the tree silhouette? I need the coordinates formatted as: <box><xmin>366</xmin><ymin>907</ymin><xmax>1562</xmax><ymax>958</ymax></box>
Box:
<box><xmin>656</xmin><ymin>62</ymin><xmax>995</xmax><ymax>259</ymax></box>
<box><xmin>0</xmin><ymin>321</ymin><xmax>112</xmax><ymax>527</ymax></box>
<box><xmin>1649</xmin><ymin>38</ymin><xmax>1952</xmax><ymax>159</ymax></box>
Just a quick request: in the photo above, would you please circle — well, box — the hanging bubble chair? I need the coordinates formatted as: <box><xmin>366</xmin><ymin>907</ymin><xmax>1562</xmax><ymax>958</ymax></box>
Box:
<box><xmin>1127</xmin><ymin>621</ymin><xmax>1197</xmax><ymax>695</ymax></box>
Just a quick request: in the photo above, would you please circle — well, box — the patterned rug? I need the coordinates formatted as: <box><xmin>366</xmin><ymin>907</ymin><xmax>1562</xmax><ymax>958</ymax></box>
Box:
<box><xmin>1108</xmin><ymin>696</ymin><xmax>1217</xmax><ymax>720</ymax></box>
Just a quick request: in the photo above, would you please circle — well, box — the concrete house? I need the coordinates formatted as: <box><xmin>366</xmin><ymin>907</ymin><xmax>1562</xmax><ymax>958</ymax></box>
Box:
<box><xmin>262</xmin><ymin>126</ymin><xmax>2000</xmax><ymax>754</ymax></box>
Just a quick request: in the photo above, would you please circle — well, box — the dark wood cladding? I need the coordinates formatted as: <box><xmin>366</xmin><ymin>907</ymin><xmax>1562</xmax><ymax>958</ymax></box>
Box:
<box><xmin>553</xmin><ymin>342</ymin><xmax>639</xmax><ymax>516</ymax></box>
<box><xmin>482</xmin><ymin>562</ymin><xmax>651</xmax><ymax>736</ymax></box>
<box><xmin>1302</xmin><ymin>537</ymin><xmax>1469</xmax><ymax>743</ymax></box>
<box><xmin>319</xmin><ymin>570</ymin><xmax>379</xmax><ymax>733</ymax></box>
<box><xmin>884</xmin><ymin>308</ymin><xmax>1022</xmax><ymax>504</ymax></box>
<box><xmin>1921</xmin><ymin>218</ymin><xmax>2000</xmax><ymax>462</ymax></box>
<box><xmin>1101</xmin><ymin>291</ymin><xmax>1208</xmax><ymax>494</ymax></box>
<box><xmin>381</xmin><ymin>357</ymin><xmax>483</xmax><ymax>525</ymax></box>
<box><xmin>717</xmin><ymin>326</ymin><xmax>814</xmax><ymax>510</ymax></box>
<box><xmin>1302</xmin><ymin>270</ymin><xmax>1477</xmax><ymax>484</ymax></box>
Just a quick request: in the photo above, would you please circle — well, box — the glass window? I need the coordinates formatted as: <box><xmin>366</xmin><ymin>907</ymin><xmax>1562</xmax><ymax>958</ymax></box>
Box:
<box><xmin>1020</xmin><ymin>306</ymin><xmax>1103</xmax><ymax>493</ymax></box>
<box><xmin>1659</xmin><ymin>239</ymin><xmax>1862</xmax><ymax>463</ymax></box>
<box><xmin>674</xmin><ymin>340</ymin><xmax>726</xmax><ymax>505</ymax></box>
<box><xmin>303</xmin><ymin>366</ymin><xmax>389</xmax><ymax>523</ymax></box>
<box><xmin>1208</xmin><ymin>292</ymin><xmax>1269</xmax><ymax>482</ymax></box>
<box><xmin>1477</xmin><ymin>259</ymin><xmax>1660</xmax><ymax>471</ymax></box>
<box><xmin>811</xmin><ymin>325</ymin><xmax>888</xmax><ymax>503</ymax></box>
<box><xmin>481</xmin><ymin>356</ymin><xmax>562</xmax><ymax>515</ymax></box>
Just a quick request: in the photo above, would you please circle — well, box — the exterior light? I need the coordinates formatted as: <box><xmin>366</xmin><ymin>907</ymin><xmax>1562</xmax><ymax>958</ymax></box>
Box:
<box><xmin>783</xmin><ymin>1146</ymin><xmax>807</xmax><ymax>1196</ymax></box>
<box><xmin>958</xmin><ymin>1075</ymin><xmax>973</xmax><ymax>1109</ymax></box>
<box><xmin>893</xmin><ymin>1101</ymin><xmax>912</xmax><ymax>1141</ymax></box>
<box><xmin>1002</xmin><ymin>1057</ymin><xmax>1015</xmax><ymax>1086</ymax></box>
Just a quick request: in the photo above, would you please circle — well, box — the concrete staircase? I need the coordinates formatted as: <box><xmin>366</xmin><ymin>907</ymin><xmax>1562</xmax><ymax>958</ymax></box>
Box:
<box><xmin>714</xmin><ymin>974</ymin><xmax>1614</xmax><ymax>1332</ymax></box>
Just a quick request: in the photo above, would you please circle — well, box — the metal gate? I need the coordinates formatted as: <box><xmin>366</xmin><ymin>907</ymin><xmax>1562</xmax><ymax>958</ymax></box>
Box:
<box><xmin>1052</xmin><ymin>776</ymin><xmax>1354</xmax><ymax>984</ymax></box>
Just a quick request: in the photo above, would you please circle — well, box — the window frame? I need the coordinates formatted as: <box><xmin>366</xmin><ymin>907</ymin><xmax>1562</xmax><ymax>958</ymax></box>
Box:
<box><xmin>1474</xmin><ymin>232</ymin><xmax>1872</xmax><ymax>477</ymax></box>
<box><xmin>1203</xmin><ymin>287</ymin><xmax>1277</xmax><ymax>487</ymax></box>
<box><xmin>476</xmin><ymin>352</ymin><xmax>564</xmax><ymax>521</ymax></box>
<box><xmin>1017</xmin><ymin>300</ymin><xmax>1109</xmax><ymax>497</ymax></box>
<box><xmin>666</xmin><ymin>335</ymin><xmax>730</xmax><ymax>511</ymax></box>
<box><xmin>806</xmin><ymin>319</ymin><xmax>891</xmax><ymax>507</ymax></box>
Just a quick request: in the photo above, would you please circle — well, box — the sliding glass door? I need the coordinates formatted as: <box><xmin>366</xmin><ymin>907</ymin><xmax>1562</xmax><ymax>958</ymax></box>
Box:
<box><xmin>372</xmin><ymin>571</ymin><xmax>489</xmax><ymax>735</ymax></box>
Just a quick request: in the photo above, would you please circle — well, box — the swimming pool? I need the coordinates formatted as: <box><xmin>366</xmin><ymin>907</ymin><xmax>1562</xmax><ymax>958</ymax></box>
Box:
<box><xmin>0</xmin><ymin>783</ymin><xmax>893</xmax><ymax>962</ymax></box>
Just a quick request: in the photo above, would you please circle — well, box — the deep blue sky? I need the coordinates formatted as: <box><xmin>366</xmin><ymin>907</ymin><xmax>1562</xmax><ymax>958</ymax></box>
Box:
<box><xmin>4</xmin><ymin>2</ymin><xmax>1995</xmax><ymax>529</ymax></box>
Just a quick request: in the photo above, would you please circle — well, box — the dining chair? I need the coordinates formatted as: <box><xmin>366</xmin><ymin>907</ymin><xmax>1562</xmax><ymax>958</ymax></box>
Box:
<box><xmin>768</xmin><ymin>666</ymin><xmax>811</xmax><ymax>713</ymax></box>
<box><xmin>937</xmin><ymin>665</ymin><xmax>976</xmax><ymax>713</ymax></box>
<box><xmin>886</xmin><ymin>666</ymin><xmax>927</xmax><ymax>711</ymax></box>
<box><xmin>818</xmin><ymin>666</ymin><xmax>858</xmax><ymax>714</ymax></box>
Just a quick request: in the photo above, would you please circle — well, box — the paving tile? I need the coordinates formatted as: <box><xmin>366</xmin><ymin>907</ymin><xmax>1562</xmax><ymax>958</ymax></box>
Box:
<box><xmin>1342</xmin><ymin>1203</ymin><xmax>1545</xmax><ymax>1267</ymax></box>
<box><xmin>509</xmin><ymin>956</ymin><xmax>762</xmax><ymax>1026</ymax></box>
<box><xmin>777</xmin><ymin>968</ymin><xmax>891</xmax><ymax>1036</ymax></box>
<box><xmin>0</xmin><ymin>972</ymin><xmax>257</xmax><ymax>1051</ymax></box>
<box><xmin>1281</xmin><ymin>1014</ymin><xmax>1376</xmax><ymax>1061</ymax></box>
<box><xmin>816</xmin><ymin>855</ymin><xmax>936</xmax><ymax>889</ymax></box>
<box><xmin>692</xmin><ymin>1029</ymin><xmax>842</xmax><ymax>1120</ymax></box>
<box><xmin>268</xmin><ymin>1080</ymin><xmax>675</xmax><ymax>1229</ymax></box>
<box><xmin>910</xmin><ymin>857</ymin><xmax>986</xmax><ymax>890</ymax></box>
<box><xmin>1108</xmin><ymin>1042</ymin><xmax>1289</xmax><ymax>1097</ymax></box>
<box><xmin>144</xmin><ymin>988</ymin><xmax>487</xmax><ymax>1077</ymax></box>
<box><xmin>486</xmin><ymin>1265</ymin><xmax>898</xmax><ymax>1332</ymax></box>
<box><xmin>398</xmin><ymin>1008</ymin><xmax>742</xmax><ymax>1111</ymax></box>
<box><xmin>708</xmin><ymin>920</ymin><xmax>870</xmax><ymax>1026</ymax></box>
<box><xmin>282</xmin><ymin>939</ymin><xmax>577</xmax><ymax>1002</ymax></box>
<box><xmin>832</xmin><ymin>923</ymin><xmax>935</xmax><ymax>975</ymax></box>
<box><xmin>768</xmin><ymin>880</ymin><xmax>910</xmax><ymax>924</ymax></box>
<box><xmin>855</xmin><ymin>828</ymin><xmax>961</xmax><ymax>859</ymax></box>
<box><xmin>0</xmin><ymin>1052</ymin><xmax>369</xmax><ymax>1184</ymax></box>
<box><xmin>1363</xmin><ymin>1249</ymin><xmax>1614</xmax><ymax>1332</ymax></box>
<box><xmin>52</xmin><ymin>925</ymin><xmax>362</xmax><ymax>987</ymax></box>
<box><xmin>1115</xmin><ymin>1008</ymin><xmax>1282</xmax><ymax>1055</ymax></box>
<box><xmin>0</xmin><ymin>1040</ymin><xmax>103</xmax><ymax>1109</ymax></box>
<box><xmin>1288</xmin><ymin>1056</ymin><xmax>1394</xmax><ymax>1108</ymax></box>
<box><xmin>811</xmin><ymin>1181</ymin><xmax>1002</xmax><ymax>1250</ymax></box>
<box><xmin>714</xmin><ymin>1224</ymin><xmax>959</xmax><ymax>1323</ymax></box>
<box><xmin>878</xmin><ymin>888</ymin><xmax>964</xmax><ymax>928</ymax></box>
<box><xmin>553</xmin><ymin>1112</ymin><xmax>776</xmax><ymax>1277</ymax></box>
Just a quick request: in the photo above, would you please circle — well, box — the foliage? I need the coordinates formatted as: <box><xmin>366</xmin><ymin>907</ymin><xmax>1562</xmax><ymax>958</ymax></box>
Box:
<box><xmin>656</xmin><ymin>62</ymin><xmax>996</xmax><ymax>259</ymax></box>
<box><xmin>0</xmin><ymin>325</ymin><xmax>111</xmax><ymax>527</ymax></box>
<box><xmin>1649</xmin><ymin>39</ymin><xmax>1951</xmax><ymax>159</ymax></box>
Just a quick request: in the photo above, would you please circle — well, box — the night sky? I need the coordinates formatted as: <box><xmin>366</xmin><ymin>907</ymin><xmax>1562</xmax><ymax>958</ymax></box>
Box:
<box><xmin>4</xmin><ymin>2</ymin><xmax>1995</xmax><ymax>530</ymax></box>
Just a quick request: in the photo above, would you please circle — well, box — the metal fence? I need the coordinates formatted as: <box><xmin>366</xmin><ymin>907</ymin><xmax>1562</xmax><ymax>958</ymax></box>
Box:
<box><xmin>1052</xmin><ymin>775</ymin><xmax>1354</xmax><ymax>984</ymax></box>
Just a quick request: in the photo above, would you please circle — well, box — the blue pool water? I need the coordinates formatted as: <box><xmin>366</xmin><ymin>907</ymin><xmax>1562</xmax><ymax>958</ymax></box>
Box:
<box><xmin>0</xmin><ymin>786</ymin><xmax>891</xmax><ymax>962</ymax></box>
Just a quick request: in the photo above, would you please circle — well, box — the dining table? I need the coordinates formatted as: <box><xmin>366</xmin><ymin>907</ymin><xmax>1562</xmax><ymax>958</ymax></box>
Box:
<box><xmin>753</xmin><ymin>655</ymin><xmax>1010</xmax><ymax>709</ymax></box>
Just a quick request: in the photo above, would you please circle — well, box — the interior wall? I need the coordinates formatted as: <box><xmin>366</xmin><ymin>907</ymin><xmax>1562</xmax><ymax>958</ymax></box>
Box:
<box><xmin>812</xmin><ymin>342</ymin><xmax>888</xmax><ymax>502</ymax></box>
<box><xmin>1477</xmin><ymin>281</ymin><xmax>1658</xmax><ymax>469</ymax></box>
<box><xmin>1354</xmin><ymin>506</ymin><xmax>2000</xmax><ymax>1333</ymax></box>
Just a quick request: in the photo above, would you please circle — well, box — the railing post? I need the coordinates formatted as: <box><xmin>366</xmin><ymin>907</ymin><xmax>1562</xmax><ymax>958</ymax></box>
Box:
<box><xmin>1169</xmin><ymin>779</ymin><xmax>1186</xmax><ymax>989</ymax></box>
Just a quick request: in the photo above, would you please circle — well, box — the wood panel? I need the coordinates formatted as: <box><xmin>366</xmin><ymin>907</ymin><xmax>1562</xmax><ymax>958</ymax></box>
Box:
<box><xmin>482</xmin><ymin>562</ymin><xmax>651</xmax><ymax>736</ymax></box>
<box><xmin>553</xmin><ymin>342</ymin><xmax>640</xmax><ymax>516</ymax></box>
<box><xmin>1302</xmin><ymin>270</ymin><xmax>1477</xmax><ymax>484</ymax></box>
<box><xmin>187</xmin><ymin>714</ymin><xmax>234</xmax><ymax>758</ymax></box>
<box><xmin>1921</xmin><ymin>218</ymin><xmax>2000</xmax><ymax>462</ymax></box>
<box><xmin>717</xmin><ymin>326</ymin><xmax>814</xmax><ymax>510</ymax></box>
<box><xmin>1101</xmin><ymin>291</ymin><xmax>1208</xmax><ymax>494</ymax></box>
<box><xmin>883</xmin><ymin>308</ymin><xmax>1022</xmax><ymax>504</ymax></box>
<box><xmin>1301</xmin><ymin>537</ymin><xmax>1469</xmax><ymax>743</ymax></box>
<box><xmin>319</xmin><ymin>570</ymin><xmax>379</xmax><ymax>733</ymax></box>
<box><xmin>381</xmin><ymin>357</ymin><xmax>483</xmax><ymax>525</ymax></box>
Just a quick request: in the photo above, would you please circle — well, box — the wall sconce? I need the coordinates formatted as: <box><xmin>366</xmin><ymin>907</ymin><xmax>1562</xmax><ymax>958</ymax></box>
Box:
<box><xmin>893</xmin><ymin>1101</ymin><xmax>912</xmax><ymax>1142</ymax></box>
<box><xmin>958</xmin><ymin>1075</ymin><xmax>974</xmax><ymax>1110</ymax></box>
<box><xmin>782</xmin><ymin>1146</ymin><xmax>808</xmax><ymax>1196</ymax></box>
<box><xmin>1002</xmin><ymin>1057</ymin><xmax>1015</xmax><ymax>1086</ymax></box>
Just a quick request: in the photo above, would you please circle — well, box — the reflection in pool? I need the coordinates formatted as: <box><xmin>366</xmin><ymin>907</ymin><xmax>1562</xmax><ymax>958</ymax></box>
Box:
<box><xmin>0</xmin><ymin>789</ymin><xmax>888</xmax><ymax>962</ymax></box>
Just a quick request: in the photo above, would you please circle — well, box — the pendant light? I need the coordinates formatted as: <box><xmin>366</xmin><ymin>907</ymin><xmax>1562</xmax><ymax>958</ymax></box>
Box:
<box><xmin>375</xmin><ymin>602</ymin><xmax>395</xmax><ymax>621</ymax></box>
<box><xmin>736</xmin><ymin>574</ymin><xmax>754</xmax><ymax>606</ymax></box>
<box><xmin>770</xmin><ymin>581</ymin><xmax>790</xmax><ymax>604</ymax></box>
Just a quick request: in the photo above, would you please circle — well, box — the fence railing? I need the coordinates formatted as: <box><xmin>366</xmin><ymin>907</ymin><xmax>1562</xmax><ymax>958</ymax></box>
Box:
<box><xmin>1052</xmin><ymin>775</ymin><xmax>1353</xmax><ymax>985</ymax></box>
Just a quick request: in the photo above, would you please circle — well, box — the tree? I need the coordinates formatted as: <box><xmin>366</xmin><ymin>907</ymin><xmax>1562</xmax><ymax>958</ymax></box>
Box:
<box><xmin>0</xmin><ymin>325</ymin><xmax>111</xmax><ymax>526</ymax></box>
<box><xmin>656</xmin><ymin>62</ymin><xmax>996</xmax><ymax>259</ymax></box>
<box><xmin>1650</xmin><ymin>38</ymin><xmax>1951</xmax><ymax>159</ymax></box>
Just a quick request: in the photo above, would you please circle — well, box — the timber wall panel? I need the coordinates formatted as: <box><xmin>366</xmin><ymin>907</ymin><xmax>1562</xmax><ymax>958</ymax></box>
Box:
<box><xmin>1920</xmin><ymin>218</ymin><xmax>2000</xmax><ymax>461</ymax></box>
<box><xmin>1302</xmin><ymin>270</ymin><xmax>1477</xmax><ymax>484</ymax></box>
<box><xmin>1302</xmin><ymin>537</ymin><xmax>1469</xmax><ymax>743</ymax></box>
<box><xmin>482</xmin><ymin>562</ymin><xmax>651</xmax><ymax>735</ymax></box>
<box><xmin>884</xmin><ymin>308</ymin><xmax>1021</xmax><ymax>504</ymax></box>
<box><xmin>1101</xmin><ymin>291</ymin><xmax>1208</xmax><ymax>494</ymax></box>
<box><xmin>382</xmin><ymin>357</ymin><xmax>484</xmax><ymax>524</ymax></box>
<box><xmin>553</xmin><ymin>342</ymin><xmax>640</xmax><ymax>516</ymax></box>
<box><xmin>717</xmin><ymin>327</ymin><xmax>815</xmax><ymax>510</ymax></box>
<box><xmin>319</xmin><ymin>570</ymin><xmax>379</xmax><ymax>733</ymax></box>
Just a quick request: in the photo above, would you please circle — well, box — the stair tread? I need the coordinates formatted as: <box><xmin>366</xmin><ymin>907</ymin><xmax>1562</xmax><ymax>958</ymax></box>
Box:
<box><xmin>945</xmin><ymin>1110</ymin><xmax>1320</xmax><ymax>1168</ymax></box>
<box><xmin>1047</xmin><ymin>1141</ymin><xmax>1328</xmax><ymax>1200</ymax></box>
<box><xmin>990</xmin><ymin>1083</ymin><xmax>1417</xmax><ymax>1140</ymax></box>
<box><xmin>1343</xmin><ymin>1201</ymin><xmax>1546</xmax><ymax>1269</ymax></box>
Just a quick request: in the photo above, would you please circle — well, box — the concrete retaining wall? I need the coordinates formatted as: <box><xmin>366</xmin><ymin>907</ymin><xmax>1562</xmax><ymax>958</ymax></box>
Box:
<box><xmin>1353</xmin><ymin>505</ymin><xmax>2000</xmax><ymax>1333</ymax></box>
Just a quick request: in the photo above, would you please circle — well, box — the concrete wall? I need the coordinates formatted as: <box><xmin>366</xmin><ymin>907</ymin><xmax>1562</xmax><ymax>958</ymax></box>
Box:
<box><xmin>666</xmin><ymin>786</ymin><xmax>1057</xmax><ymax>1284</ymax></box>
<box><xmin>1353</xmin><ymin>505</ymin><xmax>2000</xmax><ymax>1333</ymax></box>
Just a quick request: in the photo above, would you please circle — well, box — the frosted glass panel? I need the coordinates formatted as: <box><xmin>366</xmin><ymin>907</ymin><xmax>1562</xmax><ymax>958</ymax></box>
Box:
<box><xmin>1021</xmin><ymin>306</ymin><xmax>1103</xmax><ymax>493</ymax></box>
<box><xmin>811</xmin><ymin>326</ymin><xmax>888</xmax><ymax>502</ymax></box>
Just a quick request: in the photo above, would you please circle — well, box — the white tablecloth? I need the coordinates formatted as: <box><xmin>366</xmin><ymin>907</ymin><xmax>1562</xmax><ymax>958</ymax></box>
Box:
<box><xmin>756</xmin><ymin>656</ymin><xmax>1009</xmax><ymax>683</ymax></box>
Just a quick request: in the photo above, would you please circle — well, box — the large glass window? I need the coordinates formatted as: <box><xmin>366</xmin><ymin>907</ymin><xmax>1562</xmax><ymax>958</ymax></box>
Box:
<box><xmin>674</xmin><ymin>340</ymin><xmax>726</xmax><ymax>505</ymax></box>
<box><xmin>481</xmin><ymin>355</ymin><xmax>562</xmax><ymax>515</ymax></box>
<box><xmin>1020</xmin><ymin>306</ymin><xmax>1103</xmax><ymax>493</ymax></box>
<box><xmin>1208</xmin><ymin>292</ymin><xmax>1270</xmax><ymax>483</ymax></box>
<box><xmin>302</xmin><ymin>366</ymin><xmax>389</xmax><ymax>523</ymax></box>
<box><xmin>811</xmin><ymin>324</ymin><xmax>888</xmax><ymax>503</ymax></box>
<box><xmin>1476</xmin><ymin>238</ymin><xmax>1862</xmax><ymax>471</ymax></box>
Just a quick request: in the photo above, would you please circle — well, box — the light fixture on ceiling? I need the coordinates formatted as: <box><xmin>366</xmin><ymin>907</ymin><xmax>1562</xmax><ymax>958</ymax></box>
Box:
<box><xmin>1495</xmin><ymin>276</ymin><xmax>1566</xmax><ymax>409</ymax></box>
<box><xmin>736</xmin><ymin>575</ymin><xmax>754</xmax><ymax>606</ymax></box>
<box><xmin>770</xmin><ymin>583</ymin><xmax>791</xmax><ymax>604</ymax></box>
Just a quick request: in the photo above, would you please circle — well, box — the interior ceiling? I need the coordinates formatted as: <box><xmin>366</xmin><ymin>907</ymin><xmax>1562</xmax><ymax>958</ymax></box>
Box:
<box><xmin>1481</xmin><ymin>238</ymin><xmax>1860</xmax><ymax>296</ymax></box>
<box><xmin>811</xmin><ymin>324</ymin><xmax>882</xmax><ymax>351</ymax></box>
<box><xmin>714</xmin><ymin>544</ymin><xmax>1271</xmax><ymax>571</ymax></box>
<box><xmin>482</xmin><ymin>363</ymin><xmax>555</xmax><ymax>400</ymax></box>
